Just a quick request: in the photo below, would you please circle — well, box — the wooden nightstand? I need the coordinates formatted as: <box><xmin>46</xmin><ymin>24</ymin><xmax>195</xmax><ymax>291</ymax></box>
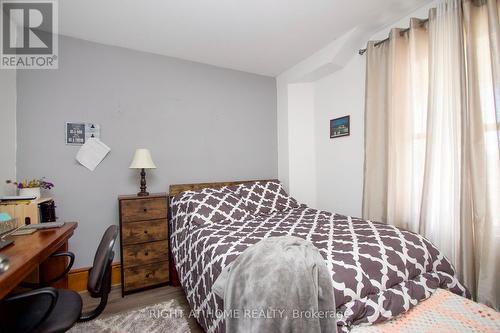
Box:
<box><xmin>118</xmin><ymin>193</ymin><xmax>169</xmax><ymax>296</ymax></box>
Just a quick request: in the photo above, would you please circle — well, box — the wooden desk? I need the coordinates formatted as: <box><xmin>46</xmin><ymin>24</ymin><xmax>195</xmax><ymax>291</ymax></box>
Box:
<box><xmin>0</xmin><ymin>222</ymin><xmax>77</xmax><ymax>299</ymax></box>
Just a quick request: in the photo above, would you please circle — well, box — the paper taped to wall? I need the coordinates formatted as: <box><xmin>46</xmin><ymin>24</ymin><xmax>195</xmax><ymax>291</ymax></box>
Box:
<box><xmin>76</xmin><ymin>138</ymin><xmax>111</xmax><ymax>171</ymax></box>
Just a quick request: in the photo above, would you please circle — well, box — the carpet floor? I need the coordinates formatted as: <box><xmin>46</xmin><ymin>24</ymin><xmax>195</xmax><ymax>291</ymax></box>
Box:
<box><xmin>70</xmin><ymin>298</ymin><xmax>191</xmax><ymax>333</ymax></box>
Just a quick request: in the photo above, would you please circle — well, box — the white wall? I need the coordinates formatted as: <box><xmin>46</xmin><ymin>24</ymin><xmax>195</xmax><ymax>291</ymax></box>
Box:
<box><xmin>314</xmin><ymin>58</ymin><xmax>365</xmax><ymax>215</ymax></box>
<box><xmin>277</xmin><ymin>78</ymin><xmax>290</xmax><ymax>192</ymax></box>
<box><xmin>0</xmin><ymin>70</ymin><xmax>16</xmax><ymax>196</ymax></box>
<box><xmin>278</xmin><ymin>1</ymin><xmax>437</xmax><ymax>216</ymax></box>
<box><xmin>288</xmin><ymin>83</ymin><xmax>316</xmax><ymax>207</ymax></box>
<box><xmin>276</xmin><ymin>27</ymin><xmax>370</xmax><ymax>196</ymax></box>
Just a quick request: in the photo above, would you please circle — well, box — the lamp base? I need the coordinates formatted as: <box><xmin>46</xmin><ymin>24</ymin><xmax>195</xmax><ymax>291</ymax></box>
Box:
<box><xmin>137</xmin><ymin>168</ymin><xmax>149</xmax><ymax>197</ymax></box>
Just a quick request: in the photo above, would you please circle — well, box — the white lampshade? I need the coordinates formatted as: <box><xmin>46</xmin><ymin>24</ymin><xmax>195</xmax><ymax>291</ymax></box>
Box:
<box><xmin>129</xmin><ymin>149</ymin><xmax>157</xmax><ymax>169</ymax></box>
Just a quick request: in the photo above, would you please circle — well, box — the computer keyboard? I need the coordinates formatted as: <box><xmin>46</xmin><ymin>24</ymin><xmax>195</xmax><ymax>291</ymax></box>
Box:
<box><xmin>0</xmin><ymin>239</ymin><xmax>14</xmax><ymax>250</ymax></box>
<box><xmin>22</xmin><ymin>222</ymin><xmax>65</xmax><ymax>230</ymax></box>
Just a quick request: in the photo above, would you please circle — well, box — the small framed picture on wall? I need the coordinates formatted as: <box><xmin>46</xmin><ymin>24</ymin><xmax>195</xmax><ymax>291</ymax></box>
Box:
<box><xmin>330</xmin><ymin>115</ymin><xmax>350</xmax><ymax>138</ymax></box>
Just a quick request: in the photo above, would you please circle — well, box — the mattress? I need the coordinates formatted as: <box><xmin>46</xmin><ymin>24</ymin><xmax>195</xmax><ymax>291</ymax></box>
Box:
<box><xmin>169</xmin><ymin>187</ymin><xmax>470</xmax><ymax>333</ymax></box>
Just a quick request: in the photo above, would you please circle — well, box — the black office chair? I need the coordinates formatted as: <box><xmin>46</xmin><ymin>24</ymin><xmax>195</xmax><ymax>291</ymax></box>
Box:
<box><xmin>0</xmin><ymin>225</ymin><xmax>118</xmax><ymax>333</ymax></box>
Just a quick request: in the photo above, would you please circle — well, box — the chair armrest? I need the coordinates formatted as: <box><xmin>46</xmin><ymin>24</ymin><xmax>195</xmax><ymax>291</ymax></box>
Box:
<box><xmin>4</xmin><ymin>286</ymin><xmax>58</xmax><ymax>304</ymax></box>
<box><xmin>1</xmin><ymin>287</ymin><xmax>58</xmax><ymax>333</ymax></box>
<box><xmin>21</xmin><ymin>251</ymin><xmax>75</xmax><ymax>288</ymax></box>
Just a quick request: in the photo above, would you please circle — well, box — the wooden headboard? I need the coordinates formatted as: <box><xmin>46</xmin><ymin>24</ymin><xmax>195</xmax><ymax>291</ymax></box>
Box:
<box><xmin>168</xmin><ymin>179</ymin><xmax>277</xmax><ymax>197</ymax></box>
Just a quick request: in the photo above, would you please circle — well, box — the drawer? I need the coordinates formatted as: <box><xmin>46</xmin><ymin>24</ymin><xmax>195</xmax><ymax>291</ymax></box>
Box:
<box><xmin>122</xmin><ymin>240</ymin><xmax>168</xmax><ymax>268</ymax></box>
<box><xmin>121</xmin><ymin>219</ymin><xmax>167</xmax><ymax>245</ymax></box>
<box><xmin>120</xmin><ymin>197</ymin><xmax>167</xmax><ymax>222</ymax></box>
<box><xmin>123</xmin><ymin>261</ymin><xmax>169</xmax><ymax>291</ymax></box>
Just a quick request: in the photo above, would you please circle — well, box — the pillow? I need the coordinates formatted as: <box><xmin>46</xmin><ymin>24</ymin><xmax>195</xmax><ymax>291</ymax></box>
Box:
<box><xmin>238</xmin><ymin>181</ymin><xmax>299</xmax><ymax>215</ymax></box>
<box><xmin>170</xmin><ymin>190</ymin><xmax>197</xmax><ymax>219</ymax></box>
<box><xmin>186</xmin><ymin>189</ymin><xmax>250</xmax><ymax>226</ymax></box>
<box><xmin>171</xmin><ymin>187</ymin><xmax>232</xmax><ymax>215</ymax></box>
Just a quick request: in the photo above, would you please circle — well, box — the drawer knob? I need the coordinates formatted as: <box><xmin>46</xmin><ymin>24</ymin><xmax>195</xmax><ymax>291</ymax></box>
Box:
<box><xmin>144</xmin><ymin>230</ymin><xmax>148</xmax><ymax>234</ymax></box>
<box><xmin>143</xmin><ymin>208</ymin><xmax>148</xmax><ymax>212</ymax></box>
<box><xmin>145</xmin><ymin>251</ymin><xmax>149</xmax><ymax>256</ymax></box>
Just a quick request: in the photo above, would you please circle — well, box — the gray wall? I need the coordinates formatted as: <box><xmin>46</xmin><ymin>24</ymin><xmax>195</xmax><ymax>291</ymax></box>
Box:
<box><xmin>17</xmin><ymin>36</ymin><xmax>277</xmax><ymax>267</ymax></box>
<box><xmin>0</xmin><ymin>69</ymin><xmax>16</xmax><ymax>196</ymax></box>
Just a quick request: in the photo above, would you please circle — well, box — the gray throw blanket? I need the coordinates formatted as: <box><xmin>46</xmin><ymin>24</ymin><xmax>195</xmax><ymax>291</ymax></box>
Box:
<box><xmin>213</xmin><ymin>236</ymin><xmax>336</xmax><ymax>333</ymax></box>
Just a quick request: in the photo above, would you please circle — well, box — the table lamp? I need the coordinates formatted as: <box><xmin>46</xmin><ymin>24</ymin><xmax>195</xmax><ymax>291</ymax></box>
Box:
<box><xmin>129</xmin><ymin>149</ymin><xmax>157</xmax><ymax>196</ymax></box>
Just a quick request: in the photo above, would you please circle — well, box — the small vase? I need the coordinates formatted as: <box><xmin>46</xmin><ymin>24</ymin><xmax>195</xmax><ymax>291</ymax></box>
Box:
<box><xmin>19</xmin><ymin>187</ymin><xmax>41</xmax><ymax>199</ymax></box>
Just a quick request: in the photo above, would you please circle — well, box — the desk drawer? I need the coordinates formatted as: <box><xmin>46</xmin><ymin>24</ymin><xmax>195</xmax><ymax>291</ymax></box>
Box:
<box><xmin>120</xmin><ymin>198</ymin><xmax>167</xmax><ymax>222</ymax></box>
<box><xmin>121</xmin><ymin>219</ymin><xmax>167</xmax><ymax>245</ymax></box>
<box><xmin>122</xmin><ymin>240</ymin><xmax>168</xmax><ymax>268</ymax></box>
<box><xmin>123</xmin><ymin>261</ymin><xmax>169</xmax><ymax>291</ymax></box>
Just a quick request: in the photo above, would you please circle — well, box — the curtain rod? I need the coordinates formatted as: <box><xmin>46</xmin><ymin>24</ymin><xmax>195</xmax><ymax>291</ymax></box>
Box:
<box><xmin>358</xmin><ymin>18</ymin><xmax>429</xmax><ymax>55</ymax></box>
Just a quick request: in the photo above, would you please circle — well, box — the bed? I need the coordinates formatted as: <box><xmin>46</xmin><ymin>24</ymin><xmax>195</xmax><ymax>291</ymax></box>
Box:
<box><xmin>168</xmin><ymin>179</ymin><xmax>473</xmax><ymax>333</ymax></box>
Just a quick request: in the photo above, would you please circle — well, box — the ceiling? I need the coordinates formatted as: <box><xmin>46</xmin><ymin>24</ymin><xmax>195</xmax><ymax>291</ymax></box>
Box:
<box><xmin>59</xmin><ymin>0</ymin><xmax>432</xmax><ymax>76</ymax></box>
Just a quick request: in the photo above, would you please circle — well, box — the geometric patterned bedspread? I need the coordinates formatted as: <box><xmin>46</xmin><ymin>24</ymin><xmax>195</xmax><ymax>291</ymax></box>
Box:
<box><xmin>351</xmin><ymin>288</ymin><xmax>500</xmax><ymax>333</ymax></box>
<box><xmin>170</xmin><ymin>191</ymin><xmax>470</xmax><ymax>333</ymax></box>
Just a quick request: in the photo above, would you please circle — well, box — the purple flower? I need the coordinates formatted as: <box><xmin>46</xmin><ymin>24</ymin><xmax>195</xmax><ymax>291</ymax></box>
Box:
<box><xmin>6</xmin><ymin>178</ymin><xmax>54</xmax><ymax>190</ymax></box>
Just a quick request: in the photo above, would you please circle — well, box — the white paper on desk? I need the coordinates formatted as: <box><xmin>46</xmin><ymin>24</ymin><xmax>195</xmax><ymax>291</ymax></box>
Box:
<box><xmin>76</xmin><ymin>138</ymin><xmax>111</xmax><ymax>171</ymax></box>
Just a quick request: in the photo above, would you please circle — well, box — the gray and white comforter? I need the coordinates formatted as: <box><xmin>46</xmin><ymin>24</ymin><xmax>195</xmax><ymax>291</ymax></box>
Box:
<box><xmin>170</xmin><ymin>189</ymin><xmax>470</xmax><ymax>333</ymax></box>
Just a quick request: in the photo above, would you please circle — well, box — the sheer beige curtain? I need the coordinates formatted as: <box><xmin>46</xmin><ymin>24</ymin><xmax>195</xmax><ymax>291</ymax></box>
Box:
<box><xmin>362</xmin><ymin>0</ymin><xmax>499</xmax><ymax>309</ymax></box>
<box><xmin>419</xmin><ymin>0</ymin><xmax>465</xmax><ymax>287</ymax></box>
<box><xmin>460</xmin><ymin>0</ymin><xmax>500</xmax><ymax>309</ymax></box>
